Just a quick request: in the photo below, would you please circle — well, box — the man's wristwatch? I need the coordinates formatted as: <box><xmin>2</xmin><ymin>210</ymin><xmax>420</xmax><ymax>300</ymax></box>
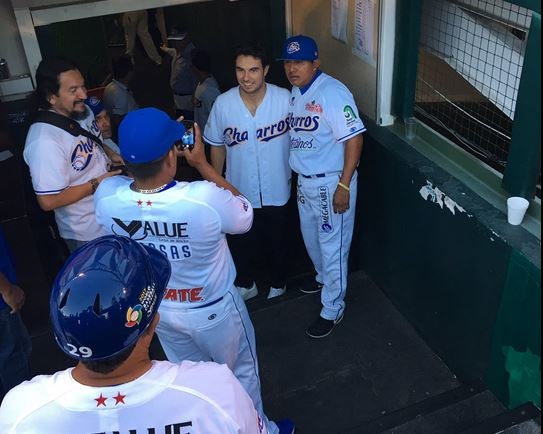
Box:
<box><xmin>89</xmin><ymin>178</ymin><xmax>99</xmax><ymax>194</ymax></box>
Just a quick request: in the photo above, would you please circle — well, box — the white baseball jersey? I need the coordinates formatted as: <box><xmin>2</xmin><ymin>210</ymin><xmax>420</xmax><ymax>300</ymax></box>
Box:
<box><xmin>23</xmin><ymin>107</ymin><xmax>109</xmax><ymax>242</ymax></box>
<box><xmin>289</xmin><ymin>71</ymin><xmax>365</xmax><ymax>321</ymax></box>
<box><xmin>0</xmin><ymin>360</ymin><xmax>267</xmax><ymax>433</ymax></box>
<box><xmin>94</xmin><ymin>177</ymin><xmax>252</xmax><ymax>307</ymax></box>
<box><xmin>94</xmin><ymin>178</ymin><xmax>278</xmax><ymax>434</ymax></box>
<box><xmin>204</xmin><ymin>84</ymin><xmax>292</xmax><ymax>208</ymax></box>
<box><xmin>288</xmin><ymin>71</ymin><xmax>366</xmax><ymax>176</ymax></box>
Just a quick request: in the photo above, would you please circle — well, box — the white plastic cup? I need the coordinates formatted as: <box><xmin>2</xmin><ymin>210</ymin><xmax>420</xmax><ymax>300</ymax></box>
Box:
<box><xmin>405</xmin><ymin>117</ymin><xmax>417</xmax><ymax>140</ymax></box>
<box><xmin>507</xmin><ymin>197</ymin><xmax>529</xmax><ymax>225</ymax></box>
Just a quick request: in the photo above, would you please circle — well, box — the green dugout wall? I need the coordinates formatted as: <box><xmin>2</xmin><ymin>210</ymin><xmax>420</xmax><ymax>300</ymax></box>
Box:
<box><xmin>351</xmin><ymin>121</ymin><xmax>540</xmax><ymax>409</ymax></box>
<box><xmin>354</xmin><ymin>0</ymin><xmax>541</xmax><ymax>409</ymax></box>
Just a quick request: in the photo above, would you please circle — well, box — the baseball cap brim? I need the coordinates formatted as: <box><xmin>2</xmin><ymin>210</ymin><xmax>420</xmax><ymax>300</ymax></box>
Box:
<box><xmin>119</xmin><ymin>108</ymin><xmax>185</xmax><ymax>164</ymax></box>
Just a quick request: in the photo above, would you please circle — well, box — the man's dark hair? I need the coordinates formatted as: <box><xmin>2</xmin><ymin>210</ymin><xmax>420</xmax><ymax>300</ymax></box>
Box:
<box><xmin>35</xmin><ymin>57</ymin><xmax>80</xmax><ymax>110</ymax></box>
<box><xmin>234</xmin><ymin>43</ymin><xmax>269</xmax><ymax>68</ymax></box>
<box><xmin>124</xmin><ymin>148</ymin><xmax>172</xmax><ymax>180</ymax></box>
<box><xmin>191</xmin><ymin>49</ymin><xmax>212</xmax><ymax>73</ymax></box>
<box><xmin>111</xmin><ymin>55</ymin><xmax>133</xmax><ymax>80</ymax></box>
<box><xmin>80</xmin><ymin>343</ymin><xmax>136</xmax><ymax>374</ymax></box>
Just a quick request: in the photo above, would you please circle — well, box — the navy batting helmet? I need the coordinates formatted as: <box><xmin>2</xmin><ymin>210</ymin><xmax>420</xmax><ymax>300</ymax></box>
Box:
<box><xmin>50</xmin><ymin>235</ymin><xmax>171</xmax><ymax>361</ymax></box>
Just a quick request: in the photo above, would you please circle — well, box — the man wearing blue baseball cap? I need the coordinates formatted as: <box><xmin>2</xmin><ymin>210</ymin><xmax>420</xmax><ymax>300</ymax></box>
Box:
<box><xmin>0</xmin><ymin>235</ymin><xmax>267</xmax><ymax>432</ymax></box>
<box><xmin>86</xmin><ymin>95</ymin><xmax>121</xmax><ymax>154</ymax></box>
<box><xmin>280</xmin><ymin>35</ymin><xmax>366</xmax><ymax>339</ymax></box>
<box><xmin>93</xmin><ymin>107</ymin><xmax>294</xmax><ymax>434</ymax></box>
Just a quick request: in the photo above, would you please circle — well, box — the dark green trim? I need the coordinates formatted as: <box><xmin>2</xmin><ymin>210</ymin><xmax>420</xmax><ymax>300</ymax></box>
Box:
<box><xmin>502</xmin><ymin>13</ymin><xmax>541</xmax><ymax>199</ymax></box>
<box><xmin>392</xmin><ymin>0</ymin><xmax>422</xmax><ymax>120</ymax></box>
<box><xmin>508</xmin><ymin>0</ymin><xmax>541</xmax><ymax>14</ymax></box>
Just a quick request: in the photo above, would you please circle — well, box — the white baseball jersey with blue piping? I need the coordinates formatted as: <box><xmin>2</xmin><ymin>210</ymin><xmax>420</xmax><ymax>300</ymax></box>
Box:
<box><xmin>23</xmin><ymin>107</ymin><xmax>109</xmax><ymax>242</ymax></box>
<box><xmin>288</xmin><ymin>71</ymin><xmax>365</xmax><ymax>321</ymax></box>
<box><xmin>95</xmin><ymin>177</ymin><xmax>252</xmax><ymax>306</ymax></box>
<box><xmin>94</xmin><ymin>178</ymin><xmax>278</xmax><ymax>434</ymax></box>
<box><xmin>288</xmin><ymin>71</ymin><xmax>366</xmax><ymax>176</ymax></box>
<box><xmin>0</xmin><ymin>360</ymin><xmax>267</xmax><ymax>433</ymax></box>
<box><xmin>204</xmin><ymin>84</ymin><xmax>291</xmax><ymax>208</ymax></box>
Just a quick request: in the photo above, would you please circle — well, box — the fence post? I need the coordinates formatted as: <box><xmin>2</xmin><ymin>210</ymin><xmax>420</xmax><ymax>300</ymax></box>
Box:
<box><xmin>502</xmin><ymin>12</ymin><xmax>541</xmax><ymax>199</ymax></box>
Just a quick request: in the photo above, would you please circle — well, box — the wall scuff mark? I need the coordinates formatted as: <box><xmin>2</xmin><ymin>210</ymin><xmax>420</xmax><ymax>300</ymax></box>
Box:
<box><xmin>419</xmin><ymin>181</ymin><xmax>466</xmax><ymax>215</ymax></box>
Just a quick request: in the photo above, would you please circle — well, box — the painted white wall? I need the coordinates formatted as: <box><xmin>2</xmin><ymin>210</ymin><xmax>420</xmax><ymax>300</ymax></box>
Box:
<box><xmin>289</xmin><ymin>0</ymin><xmax>382</xmax><ymax>122</ymax></box>
<box><xmin>1</xmin><ymin>0</ymin><xmax>29</xmax><ymax>77</ymax></box>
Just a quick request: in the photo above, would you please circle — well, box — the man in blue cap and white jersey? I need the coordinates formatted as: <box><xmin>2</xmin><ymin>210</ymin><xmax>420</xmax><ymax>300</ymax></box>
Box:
<box><xmin>280</xmin><ymin>35</ymin><xmax>366</xmax><ymax>339</ymax></box>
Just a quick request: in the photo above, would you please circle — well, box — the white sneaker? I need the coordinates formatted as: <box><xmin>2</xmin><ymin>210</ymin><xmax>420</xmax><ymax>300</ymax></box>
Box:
<box><xmin>267</xmin><ymin>286</ymin><xmax>286</xmax><ymax>299</ymax></box>
<box><xmin>237</xmin><ymin>282</ymin><xmax>258</xmax><ymax>301</ymax></box>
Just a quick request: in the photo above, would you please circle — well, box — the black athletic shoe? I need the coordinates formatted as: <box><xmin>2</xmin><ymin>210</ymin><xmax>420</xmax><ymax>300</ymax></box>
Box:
<box><xmin>299</xmin><ymin>280</ymin><xmax>323</xmax><ymax>294</ymax></box>
<box><xmin>306</xmin><ymin>314</ymin><xmax>344</xmax><ymax>339</ymax></box>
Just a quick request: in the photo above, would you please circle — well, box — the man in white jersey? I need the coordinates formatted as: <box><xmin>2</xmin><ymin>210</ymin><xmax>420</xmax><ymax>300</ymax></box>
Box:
<box><xmin>94</xmin><ymin>108</ymin><xmax>294</xmax><ymax>434</ymax></box>
<box><xmin>0</xmin><ymin>235</ymin><xmax>266</xmax><ymax>433</ymax></box>
<box><xmin>23</xmin><ymin>57</ymin><xmax>122</xmax><ymax>253</ymax></box>
<box><xmin>280</xmin><ymin>35</ymin><xmax>365</xmax><ymax>339</ymax></box>
<box><xmin>205</xmin><ymin>43</ymin><xmax>292</xmax><ymax>301</ymax></box>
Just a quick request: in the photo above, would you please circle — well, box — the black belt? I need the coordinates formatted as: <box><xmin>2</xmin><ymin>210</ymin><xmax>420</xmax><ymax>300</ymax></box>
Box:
<box><xmin>300</xmin><ymin>172</ymin><xmax>339</xmax><ymax>179</ymax></box>
<box><xmin>190</xmin><ymin>296</ymin><xmax>223</xmax><ymax>309</ymax></box>
<box><xmin>174</xmin><ymin>92</ymin><xmax>192</xmax><ymax>96</ymax></box>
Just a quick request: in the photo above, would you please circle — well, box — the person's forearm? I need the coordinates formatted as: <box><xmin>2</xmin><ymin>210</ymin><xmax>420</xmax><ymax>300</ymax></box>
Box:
<box><xmin>340</xmin><ymin>134</ymin><xmax>363</xmax><ymax>185</ymax></box>
<box><xmin>37</xmin><ymin>182</ymin><xmax>96</xmax><ymax>211</ymax></box>
<box><xmin>195</xmin><ymin>161</ymin><xmax>241</xmax><ymax>197</ymax></box>
<box><xmin>210</xmin><ymin>145</ymin><xmax>226</xmax><ymax>175</ymax></box>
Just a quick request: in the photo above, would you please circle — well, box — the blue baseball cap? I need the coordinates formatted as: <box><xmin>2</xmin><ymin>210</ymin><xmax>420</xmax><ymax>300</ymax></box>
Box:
<box><xmin>85</xmin><ymin>96</ymin><xmax>105</xmax><ymax>117</ymax></box>
<box><xmin>119</xmin><ymin>107</ymin><xmax>186</xmax><ymax>163</ymax></box>
<box><xmin>279</xmin><ymin>35</ymin><xmax>319</xmax><ymax>61</ymax></box>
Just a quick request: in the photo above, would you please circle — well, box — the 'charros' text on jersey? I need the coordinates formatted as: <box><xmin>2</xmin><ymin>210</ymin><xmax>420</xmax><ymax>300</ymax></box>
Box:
<box><xmin>222</xmin><ymin>117</ymin><xmax>289</xmax><ymax>147</ymax></box>
<box><xmin>71</xmin><ymin>121</ymin><xmax>102</xmax><ymax>171</ymax></box>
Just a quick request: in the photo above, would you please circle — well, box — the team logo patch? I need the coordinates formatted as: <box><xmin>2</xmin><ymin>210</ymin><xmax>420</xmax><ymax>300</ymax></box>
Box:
<box><xmin>125</xmin><ymin>304</ymin><xmax>143</xmax><ymax>327</ymax></box>
<box><xmin>343</xmin><ymin>105</ymin><xmax>358</xmax><ymax>128</ymax></box>
<box><xmin>287</xmin><ymin>41</ymin><xmax>301</xmax><ymax>54</ymax></box>
<box><xmin>71</xmin><ymin>137</ymin><xmax>95</xmax><ymax>171</ymax></box>
<box><xmin>88</xmin><ymin>96</ymin><xmax>100</xmax><ymax>106</ymax></box>
<box><xmin>238</xmin><ymin>196</ymin><xmax>250</xmax><ymax>212</ymax></box>
<box><xmin>319</xmin><ymin>186</ymin><xmax>333</xmax><ymax>233</ymax></box>
<box><xmin>305</xmin><ymin>100</ymin><xmax>323</xmax><ymax>113</ymax></box>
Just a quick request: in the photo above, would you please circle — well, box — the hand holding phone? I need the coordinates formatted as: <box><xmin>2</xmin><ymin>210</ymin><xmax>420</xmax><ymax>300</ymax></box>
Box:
<box><xmin>178</xmin><ymin>120</ymin><xmax>195</xmax><ymax>151</ymax></box>
<box><xmin>109</xmin><ymin>164</ymin><xmax>129</xmax><ymax>176</ymax></box>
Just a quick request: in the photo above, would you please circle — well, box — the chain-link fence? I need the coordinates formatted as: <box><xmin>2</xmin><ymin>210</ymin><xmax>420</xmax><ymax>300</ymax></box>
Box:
<box><xmin>415</xmin><ymin>0</ymin><xmax>531</xmax><ymax>175</ymax></box>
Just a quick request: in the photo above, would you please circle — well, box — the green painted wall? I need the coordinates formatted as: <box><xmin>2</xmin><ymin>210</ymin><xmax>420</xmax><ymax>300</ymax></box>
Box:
<box><xmin>486</xmin><ymin>250</ymin><xmax>541</xmax><ymax>408</ymax></box>
<box><xmin>352</xmin><ymin>120</ymin><xmax>541</xmax><ymax>409</ymax></box>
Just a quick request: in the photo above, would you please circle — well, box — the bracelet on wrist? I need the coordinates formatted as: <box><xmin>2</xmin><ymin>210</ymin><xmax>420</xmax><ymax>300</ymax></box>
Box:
<box><xmin>337</xmin><ymin>181</ymin><xmax>350</xmax><ymax>192</ymax></box>
<box><xmin>89</xmin><ymin>178</ymin><xmax>99</xmax><ymax>194</ymax></box>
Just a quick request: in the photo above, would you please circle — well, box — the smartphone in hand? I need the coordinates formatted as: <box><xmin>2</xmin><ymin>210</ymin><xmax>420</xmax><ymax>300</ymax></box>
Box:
<box><xmin>177</xmin><ymin>120</ymin><xmax>195</xmax><ymax>151</ymax></box>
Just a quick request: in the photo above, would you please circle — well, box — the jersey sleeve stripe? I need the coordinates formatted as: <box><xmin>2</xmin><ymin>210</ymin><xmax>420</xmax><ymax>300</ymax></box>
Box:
<box><xmin>337</xmin><ymin>127</ymin><xmax>366</xmax><ymax>143</ymax></box>
<box><xmin>202</xmin><ymin>135</ymin><xmax>224</xmax><ymax>146</ymax></box>
<box><xmin>35</xmin><ymin>187</ymin><xmax>68</xmax><ymax>194</ymax></box>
